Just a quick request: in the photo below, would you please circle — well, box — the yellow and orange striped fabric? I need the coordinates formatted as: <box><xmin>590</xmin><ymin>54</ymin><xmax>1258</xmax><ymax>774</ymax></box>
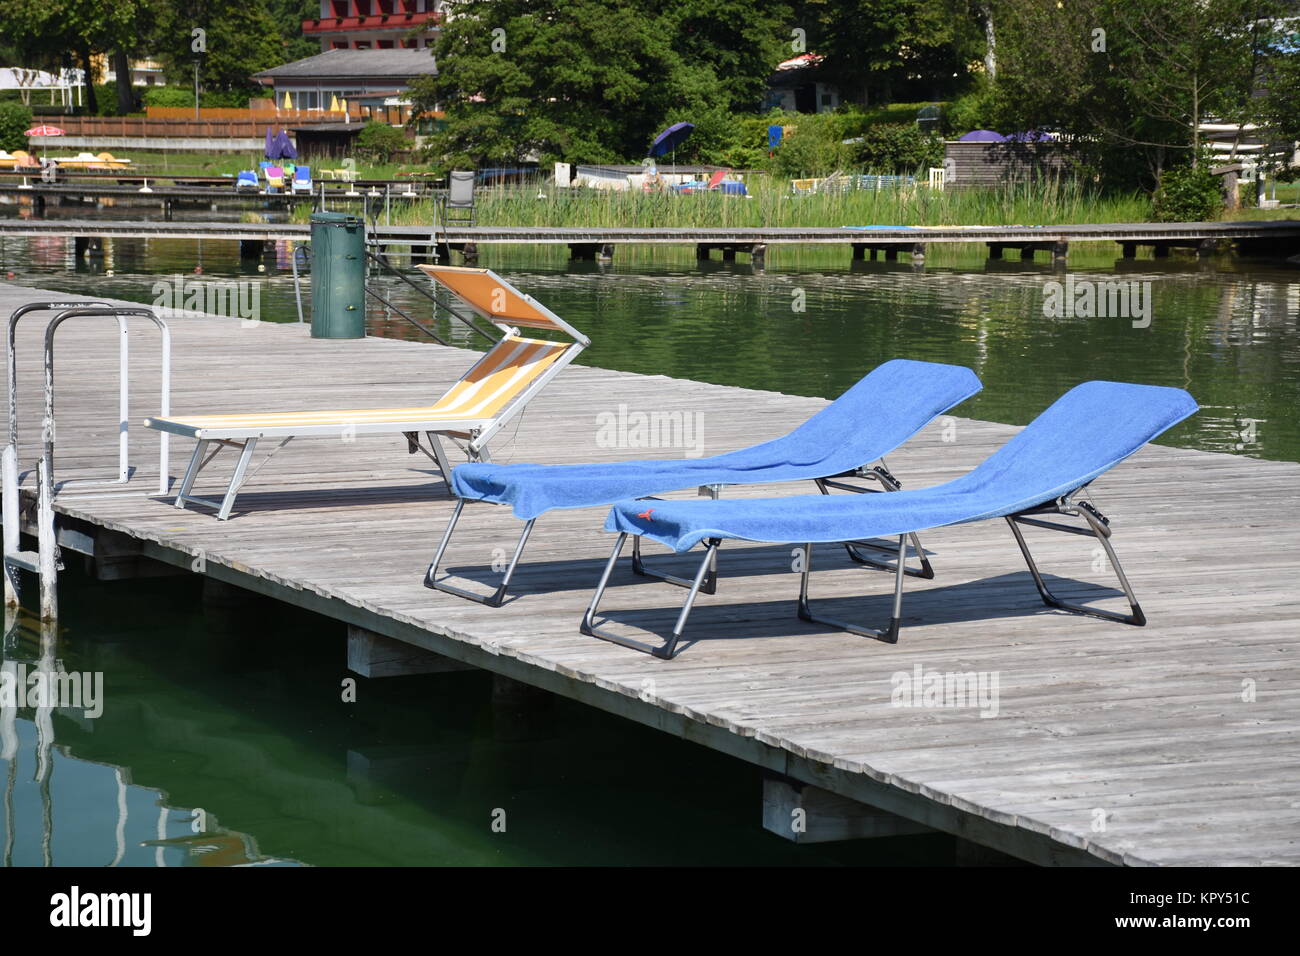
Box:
<box><xmin>152</xmin><ymin>337</ymin><xmax>570</xmax><ymax>432</ymax></box>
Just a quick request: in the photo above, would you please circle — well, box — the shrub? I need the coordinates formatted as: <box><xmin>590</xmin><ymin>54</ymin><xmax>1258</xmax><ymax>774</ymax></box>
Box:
<box><xmin>356</xmin><ymin>121</ymin><xmax>410</xmax><ymax>162</ymax></box>
<box><xmin>143</xmin><ymin>87</ymin><xmax>195</xmax><ymax>108</ymax></box>
<box><xmin>1152</xmin><ymin>164</ymin><xmax>1223</xmax><ymax>222</ymax></box>
<box><xmin>0</xmin><ymin>102</ymin><xmax>32</xmax><ymax>151</ymax></box>
<box><xmin>851</xmin><ymin>123</ymin><xmax>944</xmax><ymax>175</ymax></box>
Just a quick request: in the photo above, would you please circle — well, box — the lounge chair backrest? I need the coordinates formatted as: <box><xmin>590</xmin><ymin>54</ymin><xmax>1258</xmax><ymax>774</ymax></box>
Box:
<box><xmin>295</xmin><ymin>166</ymin><xmax>310</xmax><ymax>182</ymax></box>
<box><xmin>448</xmin><ymin>170</ymin><xmax>475</xmax><ymax>207</ymax></box>
<box><xmin>706</xmin><ymin>168</ymin><xmax>729</xmax><ymax>189</ymax></box>
<box><xmin>427</xmin><ymin>336</ymin><xmax>572</xmax><ymax>421</ymax></box>
<box><xmin>693</xmin><ymin>358</ymin><xmax>980</xmax><ymax>478</ymax></box>
<box><xmin>957</xmin><ymin>381</ymin><xmax>1198</xmax><ymax>511</ymax></box>
<box><xmin>418</xmin><ymin>265</ymin><xmax>589</xmax><ymax>342</ymax></box>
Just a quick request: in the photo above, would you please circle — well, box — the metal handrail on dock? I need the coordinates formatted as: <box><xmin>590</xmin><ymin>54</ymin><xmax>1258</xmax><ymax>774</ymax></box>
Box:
<box><xmin>3</xmin><ymin>304</ymin><xmax>170</xmax><ymax>620</ymax></box>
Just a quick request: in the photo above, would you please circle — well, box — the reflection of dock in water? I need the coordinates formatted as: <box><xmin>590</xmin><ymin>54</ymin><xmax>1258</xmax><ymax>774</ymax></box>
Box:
<box><xmin>1</xmin><ymin>608</ymin><xmax>297</xmax><ymax>867</ymax></box>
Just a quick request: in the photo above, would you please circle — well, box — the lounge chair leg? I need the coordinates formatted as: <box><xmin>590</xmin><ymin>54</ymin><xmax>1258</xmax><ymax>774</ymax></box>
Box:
<box><xmin>796</xmin><ymin>539</ymin><xmax>905</xmax><ymax>643</ymax></box>
<box><xmin>216</xmin><ymin>439</ymin><xmax>257</xmax><ymax>521</ymax></box>
<box><xmin>630</xmin><ymin>533</ymin><xmax>719</xmax><ymax>594</ymax></box>
<box><xmin>582</xmin><ymin>535</ymin><xmax>719</xmax><ymax>659</ymax></box>
<box><xmin>816</xmin><ymin>471</ymin><xmax>935</xmax><ymax>578</ymax></box>
<box><xmin>174</xmin><ymin>439</ymin><xmax>212</xmax><ymax>510</ymax></box>
<box><xmin>424</xmin><ymin>499</ymin><xmax>535</xmax><ymax>607</ymax></box>
<box><xmin>1005</xmin><ymin>508</ymin><xmax>1146</xmax><ymax>625</ymax></box>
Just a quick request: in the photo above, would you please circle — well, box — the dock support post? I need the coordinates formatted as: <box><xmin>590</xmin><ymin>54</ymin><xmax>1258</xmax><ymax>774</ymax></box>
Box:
<box><xmin>1121</xmin><ymin>242</ymin><xmax>1136</xmax><ymax>259</ymax></box>
<box><xmin>1198</xmin><ymin>238</ymin><xmax>1217</xmax><ymax>258</ymax></box>
<box><xmin>696</xmin><ymin>243</ymin><xmax>711</xmax><ymax>261</ymax></box>
<box><xmin>1052</xmin><ymin>240</ymin><xmax>1069</xmax><ymax>263</ymax></box>
<box><xmin>347</xmin><ymin>625</ymin><xmax>475</xmax><ymax>678</ymax></box>
<box><xmin>885</xmin><ymin>247</ymin><xmax>898</xmax><ymax>261</ymax></box>
<box><xmin>36</xmin><ymin>460</ymin><xmax>56</xmax><ymax>622</ymax></box>
<box><xmin>597</xmin><ymin>243</ymin><xmax>614</xmax><ymax>261</ymax></box>
<box><xmin>2</xmin><ymin>444</ymin><xmax>21</xmax><ymax>608</ymax></box>
<box><xmin>988</xmin><ymin>243</ymin><xmax>1003</xmax><ymax>259</ymax></box>
<box><xmin>1019</xmin><ymin>245</ymin><xmax>1035</xmax><ymax>261</ymax></box>
<box><xmin>722</xmin><ymin>246</ymin><xmax>736</xmax><ymax>261</ymax></box>
<box><xmin>1153</xmin><ymin>243</ymin><xmax>1170</xmax><ymax>258</ymax></box>
<box><xmin>74</xmin><ymin>236</ymin><xmax>88</xmax><ymax>260</ymax></box>
<box><xmin>852</xmin><ymin>243</ymin><xmax>865</xmax><ymax>261</ymax></box>
<box><xmin>761</xmin><ymin>777</ymin><xmax>931</xmax><ymax>843</ymax></box>
<box><xmin>750</xmin><ymin>243</ymin><xmax>766</xmax><ymax>267</ymax></box>
<box><xmin>239</xmin><ymin>239</ymin><xmax>264</xmax><ymax>261</ymax></box>
<box><xmin>910</xmin><ymin>242</ymin><xmax>926</xmax><ymax>262</ymax></box>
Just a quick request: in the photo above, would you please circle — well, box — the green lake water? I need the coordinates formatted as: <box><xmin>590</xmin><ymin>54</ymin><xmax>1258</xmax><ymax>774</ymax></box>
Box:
<box><xmin>0</xmin><ymin>216</ymin><xmax>1296</xmax><ymax>865</ymax></box>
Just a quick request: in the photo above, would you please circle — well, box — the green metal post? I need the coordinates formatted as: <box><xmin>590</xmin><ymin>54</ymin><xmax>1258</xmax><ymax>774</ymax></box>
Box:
<box><xmin>309</xmin><ymin>211</ymin><xmax>365</xmax><ymax>339</ymax></box>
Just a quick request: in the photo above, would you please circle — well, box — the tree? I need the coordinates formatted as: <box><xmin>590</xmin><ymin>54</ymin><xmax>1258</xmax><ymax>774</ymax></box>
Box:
<box><xmin>357</xmin><ymin>122</ymin><xmax>410</xmax><ymax>163</ymax></box>
<box><xmin>0</xmin><ymin>0</ymin><xmax>160</xmax><ymax>114</ymax></box>
<box><xmin>411</xmin><ymin>0</ymin><xmax>792</xmax><ymax>167</ymax></box>
<box><xmin>156</xmin><ymin>1</ymin><xmax>286</xmax><ymax>96</ymax></box>
<box><xmin>792</xmin><ymin>0</ymin><xmax>984</xmax><ymax>105</ymax></box>
<box><xmin>266</xmin><ymin>0</ymin><xmax>322</xmax><ymax>64</ymax></box>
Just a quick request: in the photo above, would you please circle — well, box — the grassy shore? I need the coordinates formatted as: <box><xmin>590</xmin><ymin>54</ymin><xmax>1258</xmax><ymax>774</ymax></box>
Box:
<box><xmin>297</xmin><ymin>178</ymin><xmax>1159</xmax><ymax>228</ymax></box>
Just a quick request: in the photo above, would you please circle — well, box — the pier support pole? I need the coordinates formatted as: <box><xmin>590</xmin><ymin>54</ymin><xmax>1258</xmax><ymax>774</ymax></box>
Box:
<box><xmin>988</xmin><ymin>243</ymin><xmax>1003</xmax><ymax>259</ymax></box>
<box><xmin>696</xmin><ymin>243</ymin><xmax>711</xmax><ymax>261</ymax></box>
<box><xmin>1052</xmin><ymin>240</ymin><xmax>1069</xmax><ymax>263</ymax></box>
<box><xmin>597</xmin><ymin>243</ymin><xmax>614</xmax><ymax>262</ymax></box>
<box><xmin>750</xmin><ymin>243</ymin><xmax>766</xmax><ymax>267</ymax></box>
<box><xmin>910</xmin><ymin>242</ymin><xmax>926</xmax><ymax>263</ymax></box>
<box><xmin>852</xmin><ymin>243</ymin><xmax>866</xmax><ymax>261</ymax></box>
<box><xmin>885</xmin><ymin>247</ymin><xmax>898</xmax><ymax>261</ymax></box>
<box><xmin>461</xmin><ymin>242</ymin><xmax>479</xmax><ymax>263</ymax></box>
<box><xmin>1121</xmin><ymin>242</ymin><xmax>1136</xmax><ymax>259</ymax></box>
<box><xmin>239</xmin><ymin>239</ymin><xmax>264</xmax><ymax>261</ymax></box>
<box><xmin>761</xmin><ymin>777</ymin><xmax>931</xmax><ymax>843</ymax></box>
<box><xmin>74</xmin><ymin>236</ymin><xmax>88</xmax><ymax>260</ymax></box>
<box><xmin>1198</xmin><ymin>238</ymin><xmax>1218</xmax><ymax>258</ymax></box>
<box><xmin>1153</xmin><ymin>243</ymin><xmax>1170</xmax><ymax>258</ymax></box>
<box><xmin>347</xmin><ymin>625</ymin><xmax>475</xmax><ymax>678</ymax></box>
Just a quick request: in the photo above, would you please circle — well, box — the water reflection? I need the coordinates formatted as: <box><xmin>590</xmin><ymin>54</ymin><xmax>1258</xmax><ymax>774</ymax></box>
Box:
<box><xmin>1</xmin><ymin>608</ymin><xmax>297</xmax><ymax>867</ymax></box>
<box><xmin>0</xmin><ymin>215</ymin><xmax>1296</xmax><ymax>464</ymax></box>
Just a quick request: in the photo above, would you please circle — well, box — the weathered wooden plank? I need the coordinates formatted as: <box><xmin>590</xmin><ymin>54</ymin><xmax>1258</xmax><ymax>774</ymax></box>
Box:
<box><xmin>2</xmin><ymin>283</ymin><xmax>1297</xmax><ymax>867</ymax></box>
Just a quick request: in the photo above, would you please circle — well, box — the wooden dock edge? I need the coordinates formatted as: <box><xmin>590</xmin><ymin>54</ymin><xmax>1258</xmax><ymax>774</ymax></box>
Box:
<box><xmin>25</xmin><ymin>505</ymin><xmax>1125</xmax><ymax>867</ymax></box>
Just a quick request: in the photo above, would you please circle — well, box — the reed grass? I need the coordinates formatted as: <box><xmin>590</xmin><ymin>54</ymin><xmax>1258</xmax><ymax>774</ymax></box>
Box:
<box><xmin>327</xmin><ymin>177</ymin><xmax>1152</xmax><ymax>228</ymax></box>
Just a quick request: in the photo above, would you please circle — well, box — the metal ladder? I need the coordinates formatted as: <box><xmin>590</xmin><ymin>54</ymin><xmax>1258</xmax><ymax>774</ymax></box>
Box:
<box><xmin>2</xmin><ymin>303</ymin><xmax>171</xmax><ymax>620</ymax></box>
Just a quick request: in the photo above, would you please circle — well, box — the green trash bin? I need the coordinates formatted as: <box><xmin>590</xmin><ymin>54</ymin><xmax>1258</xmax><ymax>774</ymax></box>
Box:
<box><xmin>309</xmin><ymin>211</ymin><xmax>366</xmax><ymax>339</ymax></box>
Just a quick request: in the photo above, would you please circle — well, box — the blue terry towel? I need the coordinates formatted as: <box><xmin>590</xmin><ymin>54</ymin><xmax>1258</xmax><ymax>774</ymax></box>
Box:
<box><xmin>604</xmin><ymin>381</ymin><xmax>1198</xmax><ymax>553</ymax></box>
<box><xmin>451</xmin><ymin>358</ymin><xmax>981</xmax><ymax>520</ymax></box>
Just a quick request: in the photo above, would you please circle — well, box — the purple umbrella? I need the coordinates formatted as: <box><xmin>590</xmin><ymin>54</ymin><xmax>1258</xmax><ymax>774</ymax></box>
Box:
<box><xmin>958</xmin><ymin>129</ymin><xmax>1004</xmax><ymax>142</ymax></box>
<box><xmin>265</xmin><ymin>127</ymin><xmax>275</xmax><ymax>157</ymax></box>
<box><xmin>649</xmin><ymin>122</ymin><xmax>694</xmax><ymax>157</ymax></box>
<box><xmin>275</xmin><ymin>129</ymin><xmax>298</xmax><ymax>160</ymax></box>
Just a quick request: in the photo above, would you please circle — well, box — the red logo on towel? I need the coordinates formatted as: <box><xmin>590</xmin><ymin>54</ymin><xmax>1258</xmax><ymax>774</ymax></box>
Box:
<box><xmin>637</xmin><ymin>509</ymin><xmax>655</xmax><ymax>521</ymax></box>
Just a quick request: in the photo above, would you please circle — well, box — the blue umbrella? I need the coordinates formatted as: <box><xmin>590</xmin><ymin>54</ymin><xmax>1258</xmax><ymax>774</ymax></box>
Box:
<box><xmin>649</xmin><ymin>122</ymin><xmax>694</xmax><ymax>157</ymax></box>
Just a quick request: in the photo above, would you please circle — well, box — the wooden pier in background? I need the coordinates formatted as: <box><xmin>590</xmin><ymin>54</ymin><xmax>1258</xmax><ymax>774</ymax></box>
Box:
<box><xmin>2</xmin><ymin>218</ymin><xmax>1299</xmax><ymax>266</ymax></box>
<box><xmin>3</xmin><ymin>283</ymin><xmax>1299</xmax><ymax>866</ymax></box>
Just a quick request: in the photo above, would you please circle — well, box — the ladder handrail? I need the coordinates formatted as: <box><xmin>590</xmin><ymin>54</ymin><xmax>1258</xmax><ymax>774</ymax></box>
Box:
<box><xmin>39</xmin><ymin>307</ymin><xmax>171</xmax><ymax>496</ymax></box>
<box><xmin>8</xmin><ymin>301</ymin><xmax>114</xmax><ymax>450</ymax></box>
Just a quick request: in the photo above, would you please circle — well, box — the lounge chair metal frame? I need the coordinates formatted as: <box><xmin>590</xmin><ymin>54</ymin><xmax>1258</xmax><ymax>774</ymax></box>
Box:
<box><xmin>580</xmin><ymin>485</ymin><xmax>1146</xmax><ymax>659</ymax></box>
<box><xmin>149</xmin><ymin>265</ymin><xmax>587</xmax><ymax>520</ymax></box>
<box><xmin>425</xmin><ymin>460</ymin><xmax>927</xmax><ymax>608</ymax></box>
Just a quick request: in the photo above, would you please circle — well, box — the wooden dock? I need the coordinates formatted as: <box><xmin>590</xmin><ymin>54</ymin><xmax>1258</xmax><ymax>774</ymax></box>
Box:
<box><xmin>3</xmin><ymin>283</ymin><xmax>1298</xmax><ymax>866</ymax></box>
<box><xmin>3</xmin><ymin>218</ymin><xmax>1299</xmax><ymax>265</ymax></box>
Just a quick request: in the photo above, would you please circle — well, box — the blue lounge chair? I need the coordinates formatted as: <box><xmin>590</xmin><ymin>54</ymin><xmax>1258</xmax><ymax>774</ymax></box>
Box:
<box><xmin>292</xmin><ymin>165</ymin><xmax>312</xmax><ymax>193</ymax></box>
<box><xmin>235</xmin><ymin>170</ymin><xmax>259</xmax><ymax>189</ymax></box>
<box><xmin>427</xmin><ymin>359</ymin><xmax>981</xmax><ymax>606</ymax></box>
<box><xmin>588</xmin><ymin>380</ymin><xmax>1198</xmax><ymax>658</ymax></box>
